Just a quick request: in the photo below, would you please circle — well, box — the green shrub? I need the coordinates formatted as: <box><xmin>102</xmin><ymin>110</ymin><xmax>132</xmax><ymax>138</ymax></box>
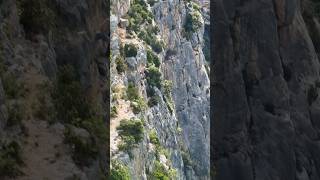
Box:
<box><xmin>181</xmin><ymin>151</ymin><xmax>193</xmax><ymax>166</ymax></box>
<box><xmin>146</xmin><ymin>86</ymin><xmax>156</xmax><ymax>97</ymax></box>
<box><xmin>110</xmin><ymin>161</ymin><xmax>130</xmax><ymax>180</ymax></box>
<box><xmin>166</xmin><ymin>101</ymin><xmax>174</xmax><ymax>114</ymax></box>
<box><xmin>115</xmin><ymin>56</ymin><xmax>127</xmax><ymax>74</ymax></box>
<box><xmin>130</xmin><ymin>98</ymin><xmax>146</xmax><ymax>114</ymax></box>
<box><xmin>33</xmin><ymin>82</ymin><xmax>55</xmax><ymax>121</ymax></box>
<box><xmin>117</xmin><ymin>119</ymin><xmax>144</xmax><ymax>151</ymax></box>
<box><xmin>118</xmin><ymin>136</ymin><xmax>136</xmax><ymax>152</ymax></box>
<box><xmin>126</xmin><ymin>83</ymin><xmax>140</xmax><ymax>101</ymax></box>
<box><xmin>147</xmin><ymin>25</ymin><xmax>160</xmax><ymax>34</ymax></box>
<box><xmin>146</xmin><ymin>86</ymin><xmax>160</xmax><ymax>107</ymax></box>
<box><xmin>133</xmin><ymin>0</ymin><xmax>147</xmax><ymax>6</ymax></box>
<box><xmin>147</xmin><ymin>49</ymin><xmax>160</xmax><ymax>67</ymax></box>
<box><xmin>148</xmin><ymin>95</ymin><xmax>160</xmax><ymax>107</ymax></box>
<box><xmin>0</xmin><ymin>141</ymin><xmax>24</xmax><ymax>178</ymax></box>
<box><xmin>162</xmin><ymin>80</ymin><xmax>174</xmax><ymax>113</ymax></box>
<box><xmin>146</xmin><ymin>66</ymin><xmax>162</xmax><ymax>88</ymax></box>
<box><xmin>52</xmin><ymin>65</ymin><xmax>92</xmax><ymax>125</ymax></box>
<box><xmin>155</xmin><ymin>146</ymin><xmax>170</xmax><ymax>160</ymax></box>
<box><xmin>127</xmin><ymin>2</ymin><xmax>153</xmax><ymax>32</ymax></box>
<box><xmin>7</xmin><ymin>102</ymin><xmax>23</xmax><ymax>127</ymax></box>
<box><xmin>111</xmin><ymin>106</ymin><xmax>118</xmax><ymax>118</ymax></box>
<box><xmin>191</xmin><ymin>1</ymin><xmax>201</xmax><ymax>11</ymax></box>
<box><xmin>162</xmin><ymin>80</ymin><xmax>173</xmax><ymax>96</ymax></box>
<box><xmin>124</xmin><ymin>44</ymin><xmax>138</xmax><ymax>57</ymax></box>
<box><xmin>17</xmin><ymin>0</ymin><xmax>56</xmax><ymax>35</ymax></box>
<box><xmin>149</xmin><ymin>130</ymin><xmax>160</xmax><ymax>145</ymax></box>
<box><xmin>184</xmin><ymin>9</ymin><xmax>202</xmax><ymax>39</ymax></box>
<box><xmin>137</xmin><ymin>29</ymin><xmax>163</xmax><ymax>53</ymax></box>
<box><xmin>150</xmin><ymin>40</ymin><xmax>163</xmax><ymax>53</ymax></box>
<box><xmin>64</xmin><ymin>127</ymin><xmax>98</xmax><ymax>166</ymax></box>
<box><xmin>149</xmin><ymin>161</ymin><xmax>177</xmax><ymax>180</ymax></box>
<box><xmin>80</xmin><ymin>117</ymin><xmax>108</xmax><ymax>144</ymax></box>
<box><xmin>126</xmin><ymin>83</ymin><xmax>146</xmax><ymax>113</ymax></box>
<box><xmin>2</xmin><ymin>74</ymin><xmax>23</xmax><ymax>99</ymax></box>
<box><xmin>54</xmin><ymin>65</ymin><xmax>108</xmax><ymax>165</ymax></box>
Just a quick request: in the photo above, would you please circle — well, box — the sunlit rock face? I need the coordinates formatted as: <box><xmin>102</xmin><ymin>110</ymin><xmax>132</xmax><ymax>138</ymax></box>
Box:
<box><xmin>110</xmin><ymin>0</ymin><xmax>210</xmax><ymax>179</ymax></box>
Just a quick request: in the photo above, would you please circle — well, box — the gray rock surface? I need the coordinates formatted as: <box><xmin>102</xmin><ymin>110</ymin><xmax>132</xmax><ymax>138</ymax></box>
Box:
<box><xmin>213</xmin><ymin>0</ymin><xmax>320</xmax><ymax>179</ymax></box>
<box><xmin>111</xmin><ymin>0</ymin><xmax>210</xmax><ymax>179</ymax></box>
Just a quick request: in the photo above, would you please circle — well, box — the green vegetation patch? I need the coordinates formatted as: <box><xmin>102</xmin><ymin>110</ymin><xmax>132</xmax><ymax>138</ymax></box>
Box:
<box><xmin>53</xmin><ymin>65</ymin><xmax>108</xmax><ymax>166</ymax></box>
<box><xmin>0</xmin><ymin>141</ymin><xmax>24</xmax><ymax>178</ymax></box>
<box><xmin>124</xmin><ymin>44</ymin><xmax>138</xmax><ymax>57</ymax></box>
<box><xmin>2</xmin><ymin>73</ymin><xmax>24</xmax><ymax>99</ymax></box>
<box><xmin>181</xmin><ymin>150</ymin><xmax>193</xmax><ymax>167</ymax></box>
<box><xmin>148</xmin><ymin>94</ymin><xmax>160</xmax><ymax>107</ymax></box>
<box><xmin>17</xmin><ymin>0</ymin><xmax>56</xmax><ymax>35</ymax></box>
<box><xmin>138</xmin><ymin>30</ymin><xmax>163</xmax><ymax>53</ymax></box>
<box><xmin>162</xmin><ymin>80</ymin><xmax>174</xmax><ymax>113</ymax></box>
<box><xmin>184</xmin><ymin>2</ymin><xmax>203</xmax><ymax>39</ymax></box>
<box><xmin>111</xmin><ymin>106</ymin><xmax>118</xmax><ymax>118</ymax></box>
<box><xmin>127</xmin><ymin>0</ymin><xmax>154</xmax><ymax>32</ymax></box>
<box><xmin>117</xmin><ymin>119</ymin><xmax>144</xmax><ymax>151</ymax></box>
<box><xmin>126</xmin><ymin>0</ymin><xmax>163</xmax><ymax>53</ymax></box>
<box><xmin>110</xmin><ymin>161</ymin><xmax>130</xmax><ymax>180</ymax></box>
<box><xmin>147</xmin><ymin>49</ymin><xmax>161</xmax><ymax>67</ymax></box>
<box><xmin>126</xmin><ymin>83</ymin><xmax>146</xmax><ymax>114</ymax></box>
<box><xmin>33</xmin><ymin>82</ymin><xmax>55</xmax><ymax>122</ymax></box>
<box><xmin>115</xmin><ymin>56</ymin><xmax>127</xmax><ymax>74</ymax></box>
<box><xmin>149</xmin><ymin>161</ymin><xmax>177</xmax><ymax>180</ymax></box>
<box><xmin>7</xmin><ymin>102</ymin><xmax>24</xmax><ymax>127</ymax></box>
<box><xmin>64</xmin><ymin>127</ymin><xmax>98</xmax><ymax>166</ymax></box>
<box><xmin>146</xmin><ymin>66</ymin><xmax>162</xmax><ymax>89</ymax></box>
<box><xmin>149</xmin><ymin>130</ymin><xmax>160</xmax><ymax>145</ymax></box>
<box><xmin>126</xmin><ymin>83</ymin><xmax>140</xmax><ymax>101</ymax></box>
<box><xmin>52</xmin><ymin>65</ymin><xmax>93</xmax><ymax>124</ymax></box>
<box><xmin>130</xmin><ymin>98</ymin><xmax>146</xmax><ymax>114</ymax></box>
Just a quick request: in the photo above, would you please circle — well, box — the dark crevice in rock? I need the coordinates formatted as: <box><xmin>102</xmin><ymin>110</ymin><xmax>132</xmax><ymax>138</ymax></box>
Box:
<box><xmin>307</xmin><ymin>84</ymin><xmax>318</xmax><ymax>106</ymax></box>
<box><xmin>282</xmin><ymin>62</ymin><xmax>292</xmax><ymax>82</ymax></box>
<box><xmin>230</xmin><ymin>14</ymin><xmax>240</xmax><ymax>63</ymax></box>
<box><xmin>263</xmin><ymin>102</ymin><xmax>276</xmax><ymax>115</ymax></box>
<box><xmin>242</xmin><ymin>68</ymin><xmax>253</xmax><ymax>98</ymax></box>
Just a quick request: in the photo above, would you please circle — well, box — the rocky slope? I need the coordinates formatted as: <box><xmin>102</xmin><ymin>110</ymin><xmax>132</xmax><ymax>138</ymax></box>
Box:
<box><xmin>0</xmin><ymin>0</ymin><xmax>109</xmax><ymax>179</ymax></box>
<box><xmin>213</xmin><ymin>0</ymin><xmax>320</xmax><ymax>179</ymax></box>
<box><xmin>110</xmin><ymin>0</ymin><xmax>210</xmax><ymax>179</ymax></box>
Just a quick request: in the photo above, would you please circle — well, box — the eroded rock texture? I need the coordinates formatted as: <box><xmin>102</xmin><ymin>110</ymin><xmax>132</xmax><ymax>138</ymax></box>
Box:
<box><xmin>0</xmin><ymin>0</ymin><xmax>109</xmax><ymax>179</ymax></box>
<box><xmin>213</xmin><ymin>0</ymin><xmax>320</xmax><ymax>179</ymax></box>
<box><xmin>111</xmin><ymin>0</ymin><xmax>210</xmax><ymax>179</ymax></box>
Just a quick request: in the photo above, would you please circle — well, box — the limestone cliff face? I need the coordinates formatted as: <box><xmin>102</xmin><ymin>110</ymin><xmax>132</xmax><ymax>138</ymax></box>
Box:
<box><xmin>110</xmin><ymin>0</ymin><xmax>210</xmax><ymax>179</ymax></box>
<box><xmin>213</xmin><ymin>0</ymin><xmax>320</xmax><ymax>179</ymax></box>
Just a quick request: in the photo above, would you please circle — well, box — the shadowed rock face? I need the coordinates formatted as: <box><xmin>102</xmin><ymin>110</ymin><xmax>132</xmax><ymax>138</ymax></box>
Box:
<box><xmin>213</xmin><ymin>0</ymin><xmax>320</xmax><ymax>180</ymax></box>
<box><xmin>0</xmin><ymin>0</ymin><xmax>109</xmax><ymax>179</ymax></box>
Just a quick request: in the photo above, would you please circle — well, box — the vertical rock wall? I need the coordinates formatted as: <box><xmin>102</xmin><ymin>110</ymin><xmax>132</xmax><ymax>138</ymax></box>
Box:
<box><xmin>111</xmin><ymin>0</ymin><xmax>210</xmax><ymax>179</ymax></box>
<box><xmin>213</xmin><ymin>0</ymin><xmax>320</xmax><ymax>179</ymax></box>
